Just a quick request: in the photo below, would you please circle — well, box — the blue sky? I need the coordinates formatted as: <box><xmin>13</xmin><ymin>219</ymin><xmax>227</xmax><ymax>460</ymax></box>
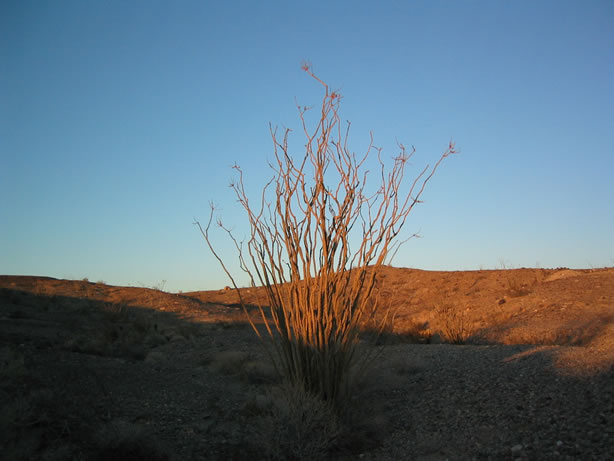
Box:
<box><xmin>2</xmin><ymin>0</ymin><xmax>613</xmax><ymax>292</ymax></box>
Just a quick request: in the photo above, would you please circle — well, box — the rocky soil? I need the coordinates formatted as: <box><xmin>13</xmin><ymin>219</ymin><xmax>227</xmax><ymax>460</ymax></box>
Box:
<box><xmin>1</xmin><ymin>267</ymin><xmax>613</xmax><ymax>460</ymax></box>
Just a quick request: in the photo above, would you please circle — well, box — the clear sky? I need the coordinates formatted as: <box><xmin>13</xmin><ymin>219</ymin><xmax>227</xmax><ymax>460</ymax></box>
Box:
<box><xmin>2</xmin><ymin>0</ymin><xmax>613</xmax><ymax>292</ymax></box>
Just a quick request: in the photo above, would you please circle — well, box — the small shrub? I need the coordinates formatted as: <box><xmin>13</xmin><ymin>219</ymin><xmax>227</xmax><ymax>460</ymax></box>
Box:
<box><xmin>255</xmin><ymin>382</ymin><xmax>341</xmax><ymax>461</ymax></box>
<box><xmin>151</xmin><ymin>280</ymin><xmax>167</xmax><ymax>292</ymax></box>
<box><xmin>102</xmin><ymin>302</ymin><xmax>129</xmax><ymax>322</ymax></box>
<box><xmin>435</xmin><ymin>303</ymin><xmax>472</xmax><ymax>344</ymax></box>
<box><xmin>144</xmin><ymin>350</ymin><xmax>167</xmax><ymax>365</ymax></box>
<box><xmin>242</xmin><ymin>359</ymin><xmax>279</xmax><ymax>384</ymax></box>
<box><xmin>144</xmin><ymin>330</ymin><xmax>168</xmax><ymax>348</ymax></box>
<box><xmin>506</xmin><ymin>277</ymin><xmax>531</xmax><ymax>297</ymax></box>
<box><xmin>391</xmin><ymin>317</ymin><xmax>432</xmax><ymax>344</ymax></box>
<box><xmin>34</xmin><ymin>281</ymin><xmax>47</xmax><ymax>297</ymax></box>
<box><xmin>176</xmin><ymin>322</ymin><xmax>204</xmax><ymax>340</ymax></box>
<box><xmin>209</xmin><ymin>350</ymin><xmax>251</xmax><ymax>375</ymax></box>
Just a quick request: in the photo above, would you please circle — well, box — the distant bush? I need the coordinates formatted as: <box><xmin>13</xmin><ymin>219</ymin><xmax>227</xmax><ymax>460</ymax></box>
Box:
<box><xmin>506</xmin><ymin>277</ymin><xmax>532</xmax><ymax>297</ymax></box>
<box><xmin>435</xmin><ymin>303</ymin><xmax>473</xmax><ymax>344</ymax></box>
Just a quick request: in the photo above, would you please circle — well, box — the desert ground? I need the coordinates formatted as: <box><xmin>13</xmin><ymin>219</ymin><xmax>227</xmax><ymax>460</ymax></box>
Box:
<box><xmin>1</xmin><ymin>266</ymin><xmax>613</xmax><ymax>460</ymax></box>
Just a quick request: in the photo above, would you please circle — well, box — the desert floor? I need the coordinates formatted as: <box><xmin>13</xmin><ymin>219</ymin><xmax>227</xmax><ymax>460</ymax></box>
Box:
<box><xmin>1</xmin><ymin>266</ymin><xmax>613</xmax><ymax>460</ymax></box>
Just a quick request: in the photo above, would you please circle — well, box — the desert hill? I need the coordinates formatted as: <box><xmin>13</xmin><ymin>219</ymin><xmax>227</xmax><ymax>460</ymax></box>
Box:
<box><xmin>186</xmin><ymin>266</ymin><xmax>614</xmax><ymax>349</ymax></box>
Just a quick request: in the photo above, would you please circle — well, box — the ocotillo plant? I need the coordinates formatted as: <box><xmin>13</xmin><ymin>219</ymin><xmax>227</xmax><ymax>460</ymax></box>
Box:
<box><xmin>197</xmin><ymin>63</ymin><xmax>456</xmax><ymax>409</ymax></box>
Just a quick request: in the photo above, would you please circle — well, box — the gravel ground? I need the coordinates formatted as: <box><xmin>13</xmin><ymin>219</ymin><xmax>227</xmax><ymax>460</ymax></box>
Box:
<box><xmin>2</xmin><ymin>274</ymin><xmax>612</xmax><ymax>460</ymax></box>
<box><xmin>361</xmin><ymin>344</ymin><xmax>614</xmax><ymax>460</ymax></box>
